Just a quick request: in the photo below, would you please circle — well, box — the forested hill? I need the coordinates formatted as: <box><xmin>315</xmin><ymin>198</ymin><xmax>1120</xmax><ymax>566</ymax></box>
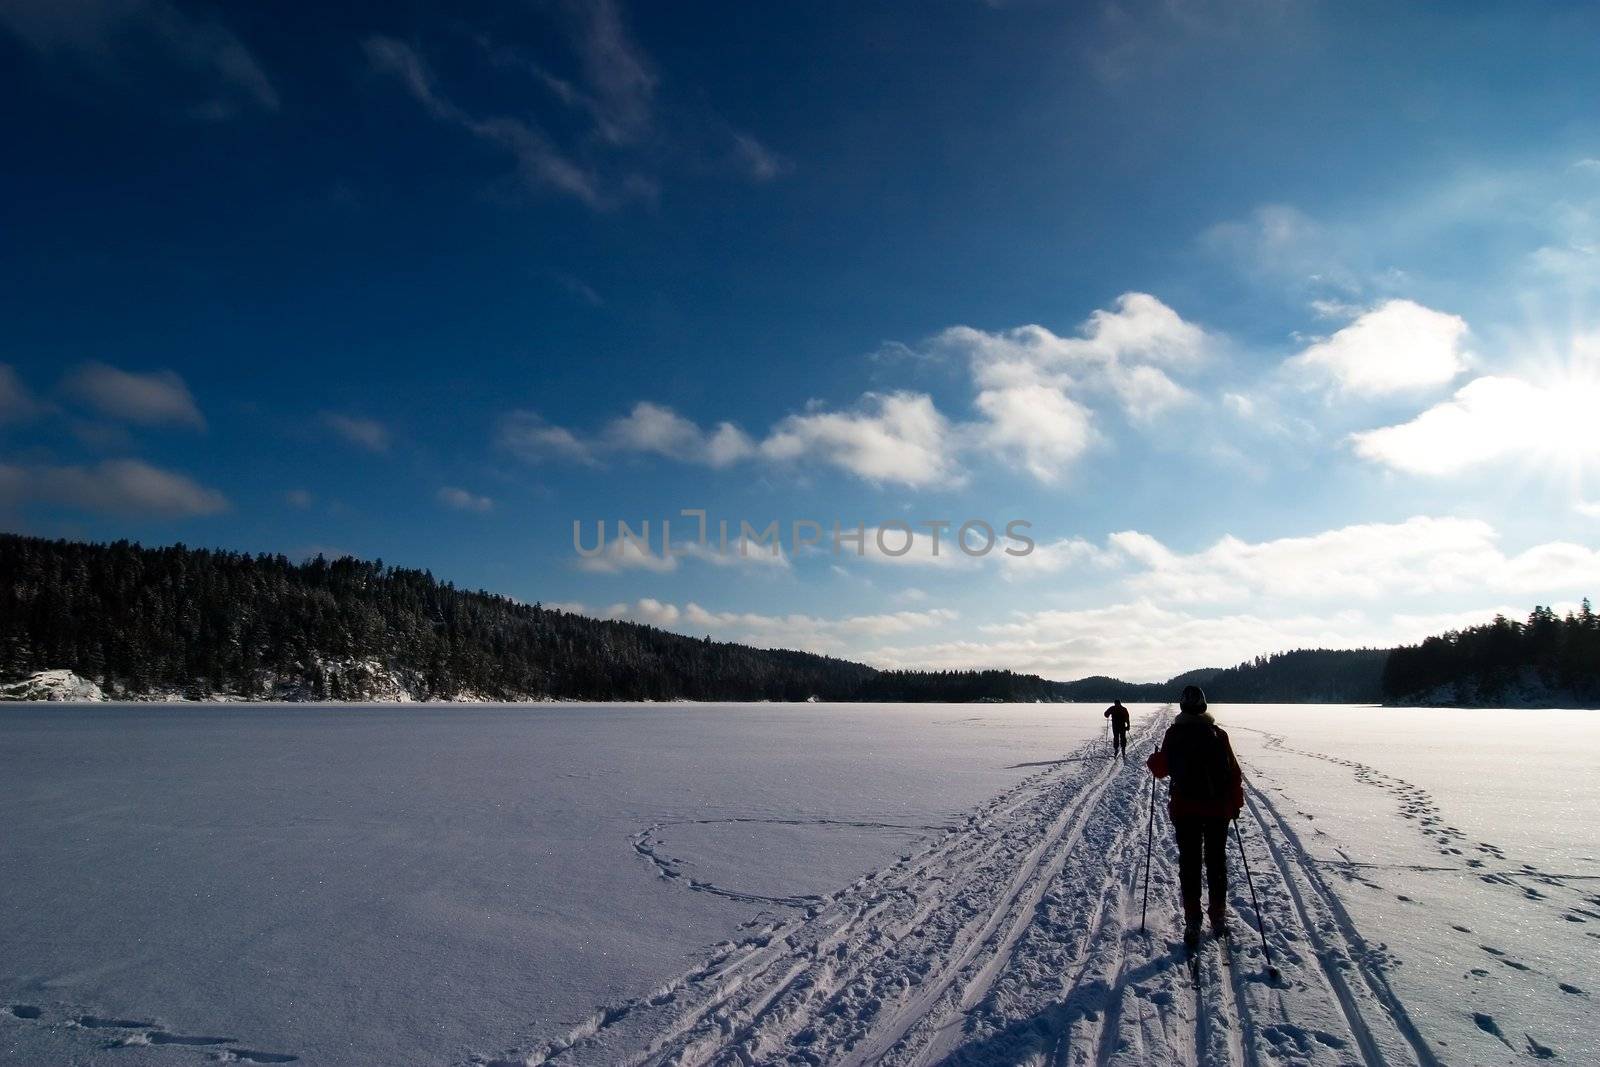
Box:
<box><xmin>3</xmin><ymin>533</ymin><xmax>1389</xmax><ymax>703</ymax></box>
<box><xmin>1382</xmin><ymin>604</ymin><xmax>1600</xmax><ymax>707</ymax></box>
<box><xmin>0</xmin><ymin>534</ymin><xmax>876</xmax><ymax>702</ymax></box>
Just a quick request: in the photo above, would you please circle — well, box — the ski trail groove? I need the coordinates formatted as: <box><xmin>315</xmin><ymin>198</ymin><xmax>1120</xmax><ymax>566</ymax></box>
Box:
<box><xmin>861</xmin><ymin>728</ymin><xmax>1152</xmax><ymax>1067</ymax></box>
<box><xmin>896</xmin><ymin>726</ymin><xmax>1167</xmax><ymax>1067</ymax></box>
<box><xmin>470</xmin><ymin>714</ymin><xmax>1444</xmax><ymax>1067</ymax></box>
<box><xmin>473</xmin><ymin>720</ymin><xmax>1162</xmax><ymax>1067</ymax></box>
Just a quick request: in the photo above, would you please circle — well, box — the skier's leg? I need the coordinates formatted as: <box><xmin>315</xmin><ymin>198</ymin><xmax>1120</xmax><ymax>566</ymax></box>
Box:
<box><xmin>1173</xmin><ymin>816</ymin><xmax>1202</xmax><ymax>925</ymax></box>
<box><xmin>1204</xmin><ymin>817</ymin><xmax>1228</xmax><ymax>931</ymax></box>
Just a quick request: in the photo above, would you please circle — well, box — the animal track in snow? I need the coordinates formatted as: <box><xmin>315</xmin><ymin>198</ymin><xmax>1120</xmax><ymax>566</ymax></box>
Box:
<box><xmin>1242</xmin><ymin>729</ymin><xmax>1597</xmax><ymax>930</ymax></box>
<box><xmin>1</xmin><ymin>1001</ymin><xmax>297</xmax><ymax>1063</ymax></box>
<box><xmin>77</xmin><ymin>1014</ymin><xmax>156</xmax><ymax>1029</ymax></box>
<box><xmin>631</xmin><ymin>815</ymin><xmax>948</xmax><ymax>909</ymax></box>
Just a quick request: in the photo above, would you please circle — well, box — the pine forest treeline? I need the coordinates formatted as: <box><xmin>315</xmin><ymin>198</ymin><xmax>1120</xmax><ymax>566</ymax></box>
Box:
<box><xmin>4</xmin><ymin>534</ymin><xmax>1597</xmax><ymax>706</ymax></box>
<box><xmin>0</xmin><ymin>534</ymin><xmax>873</xmax><ymax>702</ymax></box>
<box><xmin>1381</xmin><ymin>603</ymin><xmax>1600</xmax><ymax>706</ymax></box>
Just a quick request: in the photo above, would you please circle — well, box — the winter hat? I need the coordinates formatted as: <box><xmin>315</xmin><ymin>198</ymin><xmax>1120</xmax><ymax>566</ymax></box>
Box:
<box><xmin>1179</xmin><ymin>685</ymin><xmax>1207</xmax><ymax>713</ymax></box>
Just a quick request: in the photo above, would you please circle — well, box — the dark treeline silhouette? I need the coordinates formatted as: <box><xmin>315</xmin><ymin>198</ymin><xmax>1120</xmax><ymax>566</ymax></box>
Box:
<box><xmin>1196</xmin><ymin>649</ymin><xmax>1390</xmax><ymax>703</ymax></box>
<box><xmin>1046</xmin><ymin>651</ymin><xmax>1387</xmax><ymax>704</ymax></box>
<box><xmin>2</xmin><ymin>533</ymin><xmax>1401</xmax><ymax>703</ymax></box>
<box><xmin>858</xmin><ymin>669</ymin><xmax>1073</xmax><ymax>703</ymax></box>
<box><xmin>0</xmin><ymin>535</ymin><xmax>875</xmax><ymax>701</ymax></box>
<box><xmin>1382</xmin><ymin>602</ymin><xmax>1600</xmax><ymax>706</ymax></box>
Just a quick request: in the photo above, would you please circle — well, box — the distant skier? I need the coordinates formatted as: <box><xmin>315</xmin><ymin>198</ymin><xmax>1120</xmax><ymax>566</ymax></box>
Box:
<box><xmin>1103</xmin><ymin>699</ymin><xmax>1130</xmax><ymax>758</ymax></box>
<box><xmin>1146</xmin><ymin>685</ymin><xmax>1244</xmax><ymax>950</ymax></box>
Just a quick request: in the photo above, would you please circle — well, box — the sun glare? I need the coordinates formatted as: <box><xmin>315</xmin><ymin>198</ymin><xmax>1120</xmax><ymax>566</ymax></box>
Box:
<box><xmin>1493</xmin><ymin>317</ymin><xmax>1600</xmax><ymax>495</ymax></box>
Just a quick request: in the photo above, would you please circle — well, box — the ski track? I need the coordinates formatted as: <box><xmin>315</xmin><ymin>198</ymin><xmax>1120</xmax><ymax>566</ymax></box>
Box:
<box><xmin>470</xmin><ymin>712</ymin><xmax>1443</xmax><ymax>1067</ymax></box>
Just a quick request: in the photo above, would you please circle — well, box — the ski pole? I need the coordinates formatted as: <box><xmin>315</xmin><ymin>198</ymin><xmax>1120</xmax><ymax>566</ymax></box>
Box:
<box><xmin>1233</xmin><ymin>818</ymin><xmax>1281</xmax><ymax>981</ymax></box>
<box><xmin>1139</xmin><ymin>772</ymin><xmax>1156</xmax><ymax>934</ymax></box>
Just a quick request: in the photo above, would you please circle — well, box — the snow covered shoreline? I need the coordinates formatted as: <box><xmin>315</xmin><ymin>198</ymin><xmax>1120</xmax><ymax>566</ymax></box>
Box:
<box><xmin>0</xmin><ymin>665</ymin><xmax>553</xmax><ymax>704</ymax></box>
<box><xmin>8</xmin><ymin>667</ymin><xmax>1600</xmax><ymax>710</ymax></box>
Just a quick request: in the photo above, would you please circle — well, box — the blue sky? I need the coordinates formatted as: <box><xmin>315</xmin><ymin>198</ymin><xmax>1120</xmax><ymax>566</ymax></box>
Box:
<box><xmin>6</xmin><ymin>0</ymin><xmax>1600</xmax><ymax>679</ymax></box>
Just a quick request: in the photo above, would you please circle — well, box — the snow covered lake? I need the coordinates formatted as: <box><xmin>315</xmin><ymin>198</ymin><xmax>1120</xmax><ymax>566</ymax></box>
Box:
<box><xmin>1</xmin><ymin>703</ymin><xmax>1595</xmax><ymax>1065</ymax></box>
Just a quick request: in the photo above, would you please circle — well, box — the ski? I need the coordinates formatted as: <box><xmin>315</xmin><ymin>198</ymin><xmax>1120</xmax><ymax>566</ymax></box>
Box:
<box><xmin>1180</xmin><ymin>934</ymin><xmax>1202</xmax><ymax>985</ymax></box>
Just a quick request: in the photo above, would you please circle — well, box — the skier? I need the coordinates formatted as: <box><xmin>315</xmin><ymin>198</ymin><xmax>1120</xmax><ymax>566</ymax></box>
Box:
<box><xmin>1103</xmin><ymin>699</ymin><xmax>1130</xmax><ymax>758</ymax></box>
<box><xmin>1146</xmin><ymin>685</ymin><xmax>1244</xmax><ymax>951</ymax></box>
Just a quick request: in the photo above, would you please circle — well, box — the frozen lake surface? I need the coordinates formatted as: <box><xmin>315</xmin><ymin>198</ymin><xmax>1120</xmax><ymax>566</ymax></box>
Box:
<box><xmin>1</xmin><ymin>703</ymin><xmax>1595</xmax><ymax>1065</ymax></box>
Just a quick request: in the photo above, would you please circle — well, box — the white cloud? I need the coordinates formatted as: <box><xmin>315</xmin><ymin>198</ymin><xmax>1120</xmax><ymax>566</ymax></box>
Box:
<box><xmin>512</xmin><ymin>394</ymin><xmax>960</xmax><ymax>486</ymax></box>
<box><xmin>1107</xmin><ymin>362</ymin><xmax>1193</xmax><ymax>422</ymax></box>
<box><xmin>321</xmin><ymin>412</ymin><xmax>390</xmax><ymax>453</ymax></box>
<box><xmin>731</xmin><ymin>133</ymin><xmax>786</xmax><ymax>181</ymax></box>
<box><xmin>503</xmin><ymin>294</ymin><xmax>1208</xmax><ymax>488</ymax></box>
<box><xmin>501</xmin><ymin>404</ymin><xmax>752</xmax><ymax>468</ymax></box>
<box><xmin>437</xmin><ymin>486</ymin><xmax>494</xmax><ymax>512</ymax></box>
<box><xmin>610</xmin><ymin>597</ymin><xmax>680</xmax><ymax>626</ymax></box>
<box><xmin>1221</xmin><ymin>391</ymin><xmax>1255</xmax><ymax>418</ymax></box>
<box><xmin>0</xmin><ymin>0</ymin><xmax>278</xmax><ymax>113</ymax></box>
<box><xmin>1201</xmin><ymin>204</ymin><xmax>1363</xmax><ymax>294</ymax></box>
<box><xmin>1067</xmin><ymin>291</ymin><xmax>1210</xmax><ymax>369</ymax></box>
<box><xmin>0</xmin><ymin>363</ymin><xmax>41</xmax><ymax>422</ymax></box>
<box><xmin>596</xmin><ymin>598</ymin><xmax>959</xmax><ymax>655</ymax></box>
<box><xmin>558</xmin><ymin>0</ymin><xmax>656</xmax><ymax>146</ymax></box>
<box><xmin>1115</xmin><ymin>516</ymin><xmax>1600</xmax><ymax>604</ymax></box>
<box><xmin>606</xmin><ymin>401</ymin><xmax>754</xmax><ymax>467</ymax></box>
<box><xmin>1348</xmin><ymin>375</ymin><xmax>1591</xmax><ymax>476</ymax></box>
<box><xmin>575</xmin><ymin>537</ymin><xmax>679</xmax><ymax>574</ymax></box>
<box><xmin>999</xmin><ymin>536</ymin><xmax>1116</xmax><ymax>578</ymax></box>
<box><xmin>0</xmin><ymin>458</ymin><xmax>227</xmax><ymax>517</ymax></box>
<box><xmin>933</xmin><ymin>292</ymin><xmax>1208</xmax><ymax>480</ymax></box>
<box><xmin>365</xmin><ymin>36</ymin><xmax>608</xmax><ymax>208</ymax></box>
<box><xmin>812</xmin><ymin>521</ymin><xmax>1038</xmax><ymax>570</ymax></box>
<box><xmin>761</xmin><ymin>391</ymin><xmax>961</xmax><ymax>488</ymax></box>
<box><xmin>377</xmin><ymin>3</ymin><xmax>780</xmax><ymax>206</ymax></box>
<box><xmin>676</xmin><ymin>538</ymin><xmax>790</xmax><ymax>569</ymax></box>
<box><xmin>284</xmin><ymin>488</ymin><xmax>313</xmax><ymax>509</ymax></box>
<box><xmin>845</xmin><ymin>524</ymin><xmax>975</xmax><ymax>568</ymax></box>
<box><xmin>869</xmin><ymin>600</ymin><xmax>1426</xmax><ymax>683</ymax></box>
<box><xmin>64</xmin><ymin>362</ymin><xmax>205</xmax><ymax>429</ymax></box>
<box><xmin>573</xmin><ymin>528</ymin><xmax>791</xmax><ymax>573</ymax></box>
<box><xmin>1286</xmin><ymin>300</ymin><xmax>1468</xmax><ymax>396</ymax></box>
<box><xmin>559</xmin><ymin>512</ymin><xmax>1600</xmax><ymax>679</ymax></box>
<box><xmin>499</xmin><ymin>411</ymin><xmax>597</xmax><ymax>465</ymax></box>
<box><xmin>972</xmin><ymin>380</ymin><xmax>1095</xmax><ymax>483</ymax></box>
<box><xmin>943</xmin><ymin>291</ymin><xmax>1206</xmax><ymax>386</ymax></box>
<box><xmin>1089</xmin><ymin>0</ymin><xmax>1301</xmax><ymax>86</ymax></box>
